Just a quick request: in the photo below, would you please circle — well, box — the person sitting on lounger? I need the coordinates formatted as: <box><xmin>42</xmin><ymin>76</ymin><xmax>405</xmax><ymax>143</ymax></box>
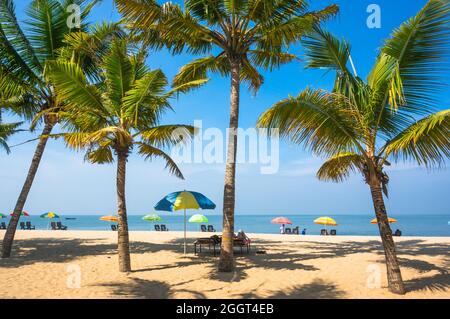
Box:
<box><xmin>301</xmin><ymin>228</ymin><xmax>307</xmax><ymax>235</ymax></box>
<box><xmin>394</xmin><ymin>229</ymin><xmax>402</xmax><ymax>236</ymax></box>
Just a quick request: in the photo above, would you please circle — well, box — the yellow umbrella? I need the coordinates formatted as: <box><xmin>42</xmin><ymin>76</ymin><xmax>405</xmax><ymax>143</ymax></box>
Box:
<box><xmin>314</xmin><ymin>216</ymin><xmax>338</xmax><ymax>226</ymax></box>
<box><xmin>371</xmin><ymin>217</ymin><xmax>397</xmax><ymax>224</ymax></box>
<box><xmin>99</xmin><ymin>215</ymin><xmax>118</xmax><ymax>222</ymax></box>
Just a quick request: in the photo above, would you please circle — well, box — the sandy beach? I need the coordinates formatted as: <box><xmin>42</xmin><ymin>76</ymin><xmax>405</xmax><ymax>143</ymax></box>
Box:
<box><xmin>0</xmin><ymin>230</ymin><xmax>448</xmax><ymax>299</ymax></box>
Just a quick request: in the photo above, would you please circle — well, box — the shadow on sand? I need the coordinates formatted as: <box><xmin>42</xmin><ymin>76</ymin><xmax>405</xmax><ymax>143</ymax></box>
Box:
<box><xmin>1</xmin><ymin>236</ymin><xmax>448</xmax><ymax>297</ymax></box>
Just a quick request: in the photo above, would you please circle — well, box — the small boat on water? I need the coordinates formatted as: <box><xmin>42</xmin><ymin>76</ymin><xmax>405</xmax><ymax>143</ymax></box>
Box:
<box><xmin>65</xmin><ymin>218</ymin><xmax>77</xmax><ymax>220</ymax></box>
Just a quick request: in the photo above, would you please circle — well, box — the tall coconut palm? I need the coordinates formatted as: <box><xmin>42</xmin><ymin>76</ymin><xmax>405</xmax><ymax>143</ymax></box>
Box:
<box><xmin>46</xmin><ymin>39</ymin><xmax>207</xmax><ymax>272</ymax></box>
<box><xmin>0</xmin><ymin>0</ymin><xmax>124</xmax><ymax>258</ymax></box>
<box><xmin>257</xmin><ymin>0</ymin><xmax>450</xmax><ymax>294</ymax></box>
<box><xmin>116</xmin><ymin>0</ymin><xmax>339</xmax><ymax>272</ymax></box>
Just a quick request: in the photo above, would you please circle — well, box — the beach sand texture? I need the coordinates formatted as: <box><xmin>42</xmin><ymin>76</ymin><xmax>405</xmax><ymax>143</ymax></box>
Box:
<box><xmin>0</xmin><ymin>230</ymin><xmax>448</xmax><ymax>299</ymax></box>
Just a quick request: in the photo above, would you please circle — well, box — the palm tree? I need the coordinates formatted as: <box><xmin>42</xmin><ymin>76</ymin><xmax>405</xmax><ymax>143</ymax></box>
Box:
<box><xmin>257</xmin><ymin>0</ymin><xmax>450</xmax><ymax>294</ymax></box>
<box><xmin>46</xmin><ymin>39</ymin><xmax>207</xmax><ymax>272</ymax></box>
<box><xmin>0</xmin><ymin>0</ymin><xmax>122</xmax><ymax>258</ymax></box>
<box><xmin>116</xmin><ymin>0</ymin><xmax>339</xmax><ymax>272</ymax></box>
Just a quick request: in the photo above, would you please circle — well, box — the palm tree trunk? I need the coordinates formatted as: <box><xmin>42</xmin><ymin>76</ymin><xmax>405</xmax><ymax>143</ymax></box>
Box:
<box><xmin>2</xmin><ymin>122</ymin><xmax>54</xmax><ymax>258</ymax></box>
<box><xmin>368</xmin><ymin>178</ymin><xmax>406</xmax><ymax>295</ymax></box>
<box><xmin>218</xmin><ymin>60</ymin><xmax>240</xmax><ymax>272</ymax></box>
<box><xmin>116</xmin><ymin>150</ymin><xmax>131</xmax><ymax>272</ymax></box>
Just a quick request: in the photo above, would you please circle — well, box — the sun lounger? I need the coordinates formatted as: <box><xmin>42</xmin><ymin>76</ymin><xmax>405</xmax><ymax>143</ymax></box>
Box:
<box><xmin>50</xmin><ymin>222</ymin><xmax>58</xmax><ymax>230</ymax></box>
<box><xmin>56</xmin><ymin>221</ymin><xmax>67</xmax><ymax>230</ymax></box>
<box><xmin>161</xmin><ymin>225</ymin><xmax>169</xmax><ymax>231</ymax></box>
<box><xmin>111</xmin><ymin>225</ymin><xmax>118</xmax><ymax>231</ymax></box>
<box><xmin>19</xmin><ymin>222</ymin><xmax>26</xmax><ymax>230</ymax></box>
<box><xmin>320</xmin><ymin>229</ymin><xmax>328</xmax><ymax>235</ymax></box>
<box><xmin>154</xmin><ymin>225</ymin><xmax>161</xmax><ymax>231</ymax></box>
<box><xmin>194</xmin><ymin>236</ymin><xmax>220</xmax><ymax>256</ymax></box>
<box><xmin>330</xmin><ymin>229</ymin><xmax>337</xmax><ymax>235</ymax></box>
<box><xmin>25</xmin><ymin>221</ymin><xmax>35</xmax><ymax>230</ymax></box>
<box><xmin>285</xmin><ymin>228</ymin><xmax>292</xmax><ymax>234</ymax></box>
<box><xmin>234</xmin><ymin>231</ymin><xmax>251</xmax><ymax>254</ymax></box>
<box><xmin>200</xmin><ymin>225</ymin><xmax>207</xmax><ymax>232</ymax></box>
<box><xmin>207</xmin><ymin>225</ymin><xmax>216</xmax><ymax>232</ymax></box>
<box><xmin>292</xmin><ymin>227</ymin><xmax>299</xmax><ymax>235</ymax></box>
<box><xmin>0</xmin><ymin>222</ymin><xmax>6</xmax><ymax>229</ymax></box>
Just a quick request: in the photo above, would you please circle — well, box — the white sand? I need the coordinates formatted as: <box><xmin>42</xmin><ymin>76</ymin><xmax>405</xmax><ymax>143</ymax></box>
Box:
<box><xmin>0</xmin><ymin>230</ymin><xmax>448</xmax><ymax>299</ymax></box>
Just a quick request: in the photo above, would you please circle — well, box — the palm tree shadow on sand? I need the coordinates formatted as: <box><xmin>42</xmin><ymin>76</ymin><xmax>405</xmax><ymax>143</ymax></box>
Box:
<box><xmin>1</xmin><ymin>237</ymin><xmax>448</xmax><ymax>296</ymax></box>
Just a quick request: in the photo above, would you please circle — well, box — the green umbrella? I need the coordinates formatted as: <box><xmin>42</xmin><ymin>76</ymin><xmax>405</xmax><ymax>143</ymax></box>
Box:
<box><xmin>188</xmin><ymin>214</ymin><xmax>208</xmax><ymax>223</ymax></box>
<box><xmin>142</xmin><ymin>214</ymin><xmax>162</xmax><ymax>222</ymax></box>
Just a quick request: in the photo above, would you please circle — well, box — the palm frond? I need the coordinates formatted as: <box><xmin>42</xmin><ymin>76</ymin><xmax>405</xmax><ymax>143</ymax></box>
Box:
<box><xmin>45</xmin><ymin>60</ymin><xmax>104</xmax><ymax>113</ymax></box>
<box><xmin>137</xmin><ymin>141</ymin><xmax>184</xmax><ymax>179</ymax></box>
<box><xmin>302</xmin><ymin>27</ymin><xmax>351</xmax><ymax>74</ymax></box>
<box><xmin>104</xmin><ymin>40</ymin><xmax>133</xmax><ymax>108</ymax></box>
<box><xmin>384</xmin><ymin>109</ymin><xmax>450</xmax><ymax>168</ymax></box>
<box><xmin>0</xmin><ymin>0</ymin><xmax>42</xmax><ymax>73</ymax></box>
<box><xmin>317</xmin><ymin>152</ymin><xmax>366</xmax><ymax>182</ymax></box>
<box><xmin>0</xmin><ymin>120</ymin><xmax>21</xmax><ymax>153</ymax></box>
<box><xmin>369</xmin><ymin>0</ymin><xmax>450</xmax><ymax>116</ymax></box>
<box><xmin>140</xmin><ymin>124</ymin><xmax>196</xmax><ymax>149</ymax></box>
<box><xmin>256</xmin><ymin>88</ymin><xmax>365</xmax><ymax>157</ymax></box>
<box><xmin>173</xmin><ymin>55</ymin><xmax>228</xmax><ymax>86</ymax></box>
<box><xmin>85</xmin><ymin>145</ymin><xmax>114</xmax><ymax>164</ymax></box>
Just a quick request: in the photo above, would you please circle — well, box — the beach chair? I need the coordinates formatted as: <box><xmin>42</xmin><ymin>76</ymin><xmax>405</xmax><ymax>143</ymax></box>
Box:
<box><xmin>320</xmin><ymin>229</ymin><xmax>328</xmax><ymax>236</ymax></box>
<box><xmin>111</xmin><ymin>225</ymin><xmax>117</xmax><ymax>231</ymax></box>
<box><xmin>56</xmin><ymin>221</ymin><xmax>68</xmax><ymax>230</ymax></box>
<box><xmin>292</xmin><ymin>227</ymin><xmax>299</xmax><ymax>235</ymax></box>
<box><xmin>161</xmin><ymin>225</ymin><xmax>169</xmax><ymax>231</ymax></box>
<box><xmin>154</xmin><ymin>225</ymin><xmax>161</xmax><ymax>231</ymax></box>
<box><xmin>0</xmin><ymin>222</ymin><xmax>6</xmax><ymax>229</ymax></box>
<box><xmin>330</xmin><ymin>229</ymin><xmax>337</xmax><ymax>236</ymax></box>
<box><xmin>19</xmin><ymin>222</ymin><xmax>26</xmax><ymax>230</ymax></box>
<box><xmin>25</xmin><ymin>221</ymin><xmax>35</xmax><ymax>230</ymax></box>
<box><xmin>200</xmin><ymin>225</ymin><xmax>207</xmax><ymax>232</ymax></box>
<box><xmin>285</xmin><ymin>228</ymin><xmax>292</xmax><ymax>234</ymax></box>
<box><xmin>234</xmin><ymin>231</ymin><xmax>251</xmax><ymax>254</ymax></box>
<box><xmin>50</xmin><ymin>222</ymin><xmax>58</xmax><ymax>230</ymax></box>
<box><xmin>194</xmin><ymin>235</ymin><xmax>221</xmax><ymax>256</ymax></box>
<box><xmin>207</xmin><ymin>225</ymin><xmax>216</xmax><ymax>232</ymax></box>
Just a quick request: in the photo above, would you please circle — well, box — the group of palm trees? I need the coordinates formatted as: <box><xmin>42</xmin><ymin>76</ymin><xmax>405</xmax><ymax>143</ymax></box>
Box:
<box><xmin>0</xmin><ymin>0</ymin><xmax>449</xmax><ymax>296</ymax></box>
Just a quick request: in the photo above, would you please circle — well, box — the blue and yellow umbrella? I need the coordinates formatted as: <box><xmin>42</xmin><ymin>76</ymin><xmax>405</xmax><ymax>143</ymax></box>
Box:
<box><xmin>40</xmin><ymin>212</ymin><xmax>60</xmax><ymax>219</ymax></box>
<box><xmin>155</xmin><ymin>190</ymin><xmax>216</xmax><ymax>254</ymax></box>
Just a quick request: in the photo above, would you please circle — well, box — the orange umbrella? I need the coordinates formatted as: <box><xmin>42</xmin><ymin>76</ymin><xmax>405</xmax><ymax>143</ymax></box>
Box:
<box><xmin>99</xmin><ymin>215</ymin><xmax>118</xmax><ymax>222</ymax></box>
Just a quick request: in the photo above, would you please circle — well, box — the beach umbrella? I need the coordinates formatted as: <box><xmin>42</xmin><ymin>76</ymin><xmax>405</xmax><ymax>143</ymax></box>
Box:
<box><xmin>142</xmin><ymin>214</ymin><xmax>162</xmax><ymax>222</ymax></box>
<box><xmin>40</xmin><ymin>212</ymin><xmax>60</xmax><ymax>229</ymax></box>
<box><xmin>189</xmin><ymin>214</ymin><xmax>209</xmax><ymax>223</ymax></box>
<box><xmin>99</xmin><ymin>215</ymin><xmax>118</xmax><ymax>222</ymax></box>
<box><xmin>10</xmin><ymin>211</ymin><xmax>29</xmax><ymax>217</ymax></box>
<box><xmin>155</xmin><ymin>190</ymin><xmax>216</xmax><ymax>254</ymax></box>
<box><xmin>371</xmin><ymin>217</ymin><xmax>397</xmax><ymax>224</ymax></box>
<box><xmin>271</xmin><ymin>217</ymin><xmax>293</xmax><ymax>225</ymax></box>
<box><xmin>314</xmin><ymin>216</ymin><xmax>337</xmax><ymax>226</ymax></box>
<box><xmin>40</xmin><ymin>212</ymin><xmax>60</xmax><ymax>219</ymax></box>
<box><xmin>271</xmin><ymin>217</ymin><xmax>293</xmax><ymax>234</ymax></box>
<box><xmin>0</xmin><ymin>213</ymin><xmax>7</xmax><ymax>219</ymax></box>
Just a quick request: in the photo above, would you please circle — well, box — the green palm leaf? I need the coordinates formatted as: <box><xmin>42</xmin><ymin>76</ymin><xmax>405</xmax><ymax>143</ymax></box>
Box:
<box><xmin>317</xmin><ymin>152</ymin><xmax>365</xmax><ymax>182</ymax></box>
<box><xmin>384</xmin><ymin>109</ymin><xmax>450</xmax><ymax>168</ymax></box>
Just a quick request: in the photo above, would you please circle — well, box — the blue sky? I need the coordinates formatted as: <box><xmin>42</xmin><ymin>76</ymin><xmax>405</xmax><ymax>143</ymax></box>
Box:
<box><xmin>1</xmin><ymin>0</ymin><xmax>449</xmax><ymax>216</ymax></box>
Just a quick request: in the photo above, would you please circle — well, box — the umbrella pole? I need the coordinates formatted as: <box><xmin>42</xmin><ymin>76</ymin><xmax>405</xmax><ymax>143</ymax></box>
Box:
<box><xmin>184</xmin><ymin>209</ymin><xmax>187</xmax><ymax>255</ymax></box>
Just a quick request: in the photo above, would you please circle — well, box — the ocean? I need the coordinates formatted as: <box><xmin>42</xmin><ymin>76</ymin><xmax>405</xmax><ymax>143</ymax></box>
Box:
<box><xmin>12</xmin><ymin>214</ymin><xmax>450</xmax><ymax>237</ymax></box>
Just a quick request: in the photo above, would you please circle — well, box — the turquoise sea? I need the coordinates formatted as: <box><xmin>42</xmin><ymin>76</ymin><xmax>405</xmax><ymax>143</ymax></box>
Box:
<box><xmin>11</xmin><ymin>214</ymin><xmax>450</xmax><ymax>236</ymax></box>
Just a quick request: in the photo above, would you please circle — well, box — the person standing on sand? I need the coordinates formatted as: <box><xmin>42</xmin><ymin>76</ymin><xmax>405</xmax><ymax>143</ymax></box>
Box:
<box><xmin>280</xmin><ymin>224</ymin><xmax>285</xmax><ymax>234</ymax></box>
